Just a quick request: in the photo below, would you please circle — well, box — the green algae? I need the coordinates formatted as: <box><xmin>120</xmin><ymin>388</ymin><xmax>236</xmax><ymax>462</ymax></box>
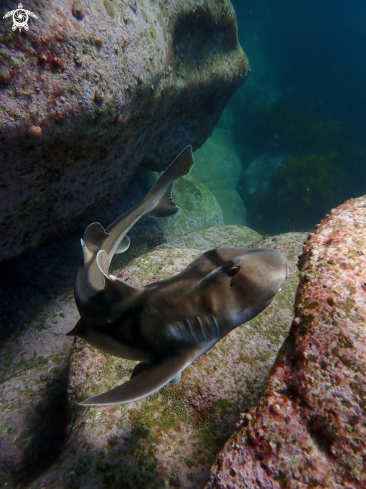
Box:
<box><xmin>103</xmin><ymin>0</ymin><xmax>114</xmax><ymax>18</ymax></box>
<box><xmin>193</xmin><ymin>419</ymin><xmax>227</xmax><ymax>454</ymax></box>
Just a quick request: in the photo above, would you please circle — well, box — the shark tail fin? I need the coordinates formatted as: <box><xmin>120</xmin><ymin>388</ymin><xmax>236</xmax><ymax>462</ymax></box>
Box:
<box><xmin>165</xmin><ymin>145</ymin><xmax>195</xmax><ymax>179</ymax></box>
<box><xmin>146</xmin><ymin>183</ymin><xmax>179</xmax><ymax>218</ymax></box>
<box><xmin>97</xmin><ymin>250</ymin><xmax>136</xmax><ymax>299</ymax></box>
<box><xmin>143</xmin><ymin>145</ymin><xmax>194</xmax><ymax>219</ymax></box>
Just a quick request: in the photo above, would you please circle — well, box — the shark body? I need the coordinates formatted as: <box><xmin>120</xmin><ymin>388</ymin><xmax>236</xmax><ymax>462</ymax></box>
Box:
<box><xmin>68</xmin><ymin>146</ymin><xmax>288</xmax><ymax>406</ymax></box>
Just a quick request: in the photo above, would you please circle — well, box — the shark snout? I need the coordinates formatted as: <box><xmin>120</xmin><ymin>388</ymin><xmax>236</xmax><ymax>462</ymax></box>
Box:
<box><xmin>245</xmin><ymin>248</ymin><xmax>288</xmax><ymax>298</ymax></box>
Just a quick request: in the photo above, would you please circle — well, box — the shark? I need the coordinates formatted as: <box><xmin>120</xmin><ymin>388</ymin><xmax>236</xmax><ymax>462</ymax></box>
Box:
<box><xmin>67</xmin><ymin>145</ymin><xmax>288</xmax><ymax>406</ymax></box>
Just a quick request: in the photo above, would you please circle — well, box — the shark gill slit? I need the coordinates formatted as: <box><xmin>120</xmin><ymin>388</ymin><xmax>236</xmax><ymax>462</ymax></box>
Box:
<box><xmin>208</xmin><ymin>313</ymin><xmax>220</xmax><ymax>336</ymax></box>
<box><xmin>176</xmin><ymin>321</ymin><xmax>188</xmax><ymax>342</ymax></box>
<box><xmin>185</xmin><ymin>318</ymin><xmax>197</xmax><ymax>342</ymax></box>
<box><xmin>195</xmin><ymin>315</ymin><xmax>206</xmax><ymax>341</ymax></box>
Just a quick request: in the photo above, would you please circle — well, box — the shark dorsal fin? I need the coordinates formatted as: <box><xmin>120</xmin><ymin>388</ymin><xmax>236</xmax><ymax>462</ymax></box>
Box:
<box><xmin>83</xmin><ymin>222</ymin><xmax>110</xmax><ymax>253</ymax></box>
<box><xmin>146</xmin><ymin>183</ymin><xmax>179</xmax><ymax>218</ymax></box>
<box><xmin>97</xmin><ymin>250</ymin><xmax>136</xmax><ymax>300</ymax></box>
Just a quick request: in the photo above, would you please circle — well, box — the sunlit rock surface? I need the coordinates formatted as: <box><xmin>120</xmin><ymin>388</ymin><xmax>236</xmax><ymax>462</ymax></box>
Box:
<box><xmin>0</xmin><ymin>0</ymin><xmax>248</xmax><ymax>263</ymax></box>
<box><xmin>20</xmin><ymin>231</ymin><xmax>305</xmax><ymax>489</ymax></box>
<box><xmin>206</xmin><ymin>197</ymin><xmax>366</xmax><ymax>488</ymax></box>
<box><xmin>162</xmin><ymin>224</ymin><xmax>262</xmax><ymax>251</ymax></box>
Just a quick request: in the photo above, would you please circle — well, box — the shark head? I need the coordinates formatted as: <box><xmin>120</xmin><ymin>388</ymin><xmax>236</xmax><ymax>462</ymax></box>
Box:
<box><xmin>223</xmin><ymin>248</ymin><xmax>288</xmax><ymax>324</ymax></box>
<box><xmin>191</xmin><ymin>247</ymin><xmax>288</xmax><ymax>331</ymax></box>
<box><xmin>227</xmin><ymin>247</ymin><xmax>287</xmax><ymax>297</ymax></box>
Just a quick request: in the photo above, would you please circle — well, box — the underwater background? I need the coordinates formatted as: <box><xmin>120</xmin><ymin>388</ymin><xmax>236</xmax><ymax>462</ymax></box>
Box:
<box><xmin>1</xmin><ymin>1</ymin><xmax>366</xmax><ymax>487</ymax></box>
<box><xmin>210</xmin><ymin>0</ymin><xmax>366</xmax><ymax>235</ymax></box>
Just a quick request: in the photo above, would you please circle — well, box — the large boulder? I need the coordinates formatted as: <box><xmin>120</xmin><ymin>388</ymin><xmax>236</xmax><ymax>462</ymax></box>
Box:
<box><xmin>0</xmin><ymin>0</ymin><xmax>249</xmax><ymax>263</ymax></box>
<box><xmin>162</xmin><ymin>224</ymin><xmax>262</xmax><ymax>250</ymax></box>
<box><xmin>206</xmin><ymin>197</ymin><xmax>366</xmax><ymax>488</ymax></box>
<box><xmin>19</xmin><ymin>230</ymin><xmax>305</xmax><ymax>489</ymax></box>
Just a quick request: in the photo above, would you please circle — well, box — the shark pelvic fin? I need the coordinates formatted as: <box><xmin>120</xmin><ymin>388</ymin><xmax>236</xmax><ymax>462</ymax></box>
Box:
<box><xmin>78</xmin><ymin>347</ymin><xmax>200</xmax><ymax>406</ymax></box>
<box><xmin>97</xmin><ymin>250</ymin><xmax>136</xmax><ymax>299</ymax></box>
<box><xmin>146</xmin><ymin>183</ymin><xmax>179</xmax><ymax>218</ymax></box>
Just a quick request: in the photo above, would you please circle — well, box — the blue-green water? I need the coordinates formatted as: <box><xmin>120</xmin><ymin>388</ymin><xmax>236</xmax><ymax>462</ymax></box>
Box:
<box><xmin>223</xmin><ymin>0</ymin><xmax>366</xmax><ymax>234</ymax></box>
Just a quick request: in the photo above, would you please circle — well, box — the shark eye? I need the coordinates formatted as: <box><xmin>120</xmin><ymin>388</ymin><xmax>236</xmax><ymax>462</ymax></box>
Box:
<box><xmin>227</xmin><ymin>265</ymin><xmax>240</xmax><ymax>277</ymax></box>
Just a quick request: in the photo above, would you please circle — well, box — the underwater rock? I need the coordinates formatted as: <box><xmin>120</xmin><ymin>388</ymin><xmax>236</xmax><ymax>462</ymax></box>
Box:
<box><xmin>191</xmin><ymin>127</ymin><xmax>247</xmax><ymax>225</ymax></box>
<box><xmin>205</xmin><ymin>197</ymin><xmax>366</xmax><ymax>488</ymax></box>
<box><xmin>243</xmin><ymin>153</ymin><xmax>287</xmax><ymax>202</ymax></box>
<box><xmin>0</xmin><ymin>0</ymin><xmax>249</xmax><ymax>264</ymax></box>
<box><xmin>162</xmin><ymin>224</ymin><xmax>262</xmax><ymax>250</ymax></box>
<box><xmin>26</xmin><ymin>231</ymin><xmax>305</xmax><ymax>489</ymax></box>
<box><xmin>192</xmin><ymin>128</ymin><xmax>243</xmax><ymax>190</ymax></box>
<box><xmin>212</xmin><ymin>189</ymin><xmax>247</xmax><ymax>226</ymax></box>
<box><xmin>0</xmin><ymin>293</ymin><xmax>79</xmax><ymax>487</ymax></box>
<box><xmin>141</xmin><ymin>175</ymin><xmax>224</xmax><ymax>247</ymax></box>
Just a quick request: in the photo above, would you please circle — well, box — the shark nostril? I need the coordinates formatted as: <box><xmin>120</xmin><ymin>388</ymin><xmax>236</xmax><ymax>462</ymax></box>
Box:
<box><xmin>227</xmin><ymin>265</ymin><xmax>240</xmax><ymax>277</ymax></box>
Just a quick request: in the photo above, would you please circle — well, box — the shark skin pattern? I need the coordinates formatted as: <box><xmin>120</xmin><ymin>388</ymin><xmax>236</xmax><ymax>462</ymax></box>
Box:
<box><xmin>67</xmin><ymin>146</ymin><xmax>289</xmax><ymax>406</ymax></box>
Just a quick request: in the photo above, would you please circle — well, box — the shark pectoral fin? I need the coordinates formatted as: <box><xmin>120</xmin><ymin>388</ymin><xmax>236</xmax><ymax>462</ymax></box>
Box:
<box><xmin>66</xmin><ymin>318</ymin><xmax>84</xmax><ymax>337</ymax></box>
<box><xmin>115</xmin><ymin>235</ymin><xmax>130</xmax><ymax>254</ymax></box>
<box><xmin>169</xmin><ymin>372</ymin><xmax>181</xmax><ymax>384</ymax></box>
<box><xmin>78</xmin><ymin>347</ymin><xmax>200</xmax><ymax>406</ymax></box>
<box><xmin>146</xmin><ymin>183</ymin><xmax>179</xmax><ymax>218</ymax></box>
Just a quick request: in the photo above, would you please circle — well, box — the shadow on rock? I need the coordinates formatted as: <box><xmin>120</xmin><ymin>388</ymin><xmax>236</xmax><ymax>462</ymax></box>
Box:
<box><xmin>15</xmin><ymin>367</ymin><xmax>69</xmax><ymax>487</ymax></box>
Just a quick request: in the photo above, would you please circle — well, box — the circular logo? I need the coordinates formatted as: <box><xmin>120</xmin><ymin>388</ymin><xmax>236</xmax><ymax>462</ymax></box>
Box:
<box><xmin>12</xmin><ymin>6</ymin><xmax>29</xmax><ymax>31</ymax></box>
